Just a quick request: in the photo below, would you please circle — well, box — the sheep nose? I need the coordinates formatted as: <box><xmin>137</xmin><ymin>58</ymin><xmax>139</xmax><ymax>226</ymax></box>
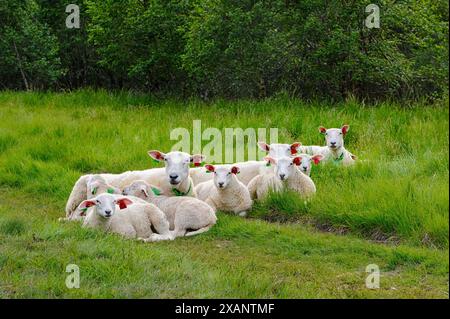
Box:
<box><xmin>105</xmin><ymin>210</ymin><xmax>111</xmax><ymax>216</ymax></box>
<box><xmin>169</xmin><ymin>174</ymin><xmax>178</xmax><ymax>180</ymax></box>
<box><xmin>330</xmin><ymin>141</ymin><xmax>336</xmax><ymax>145</ymax></box>
<box><xmin>279</xmin><ymin>174</ymin><xmax>286</xmax><ymax>180</ymax></box>
<box><xmin>218</xmin><ymin>182</ymin><xmax>224</xmax><ymax>187</ymax></box>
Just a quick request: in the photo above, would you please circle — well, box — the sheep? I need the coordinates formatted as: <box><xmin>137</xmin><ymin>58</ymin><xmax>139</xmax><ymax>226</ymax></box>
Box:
<box><xmin>122</xmin><ymin>180</ymin><xmax>217</xmax><ymax>239</ymax></box>
<box><xmin>190</xmin><ymin>160</ymin><xmax>263</xmax><ymax>186</ymax></box>
<box><xmin>189</xmin><ymin>142</ymin><xmax>302</xmax><ymax>186</ymax></box>
<box><xmin>62</xmin><ymin>193</ymin><xmax>148</xmax><ymax>222</ymax></box>
<box><xmin>79</xmin><ymin>193</ymin><xmax>172</xmax><ymax>242</ymax></box>
<box><xmin>65</xmin><ymin>151</ymin><xmax>205</xmax><ymax>217</ymax></box>
<box><xmin>298</xmin><ymin>125</ymin><xmax>357</xmax><ymax>166</ymax></box>
<box><xmin>86</xmin><ymin>175</ymin><xmax>121</xmax><ymax>199</ymax></box>
<box><xmin>247</xmin><ymin>156</ymin><xmax>316</xmax><ymax>200</ymax></box>
<box><xmin>296</xmin><ymin>154</ymin><xmax>324</xmax><ymax>176</ymax></box>
<box><xmin>195</xmin><ymin>165</ymin><xmax>253</xmax><ymax>217</ymax></box>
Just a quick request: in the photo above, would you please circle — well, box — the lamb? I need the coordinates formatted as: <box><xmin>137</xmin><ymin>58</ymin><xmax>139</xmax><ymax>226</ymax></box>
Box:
<box><xmin>296</xmin><ymin>154</ymin><xmax>324</xmax><ymax>176</ymax></box>
<box><xmin>298</xmin><ymin>125</ymin><xmax>357</xmax><ymax>166</ymax></box>
<box><xmin>122</xmin><ymin>180</ymin><xmax>217</xmax><ymax>239</ymax></box>
<box><xmin>86</xmin><ymin>175</ymin><xmax>121</xmax><ymax>199</ymax></box>
<box><xmin>65</xmin><ymin>151</ymin><xmax>205</xmax><ymax>217</ymax></box>
<box><xmin>247</xmin><ymin>156</ymin><xmax>316</xmax><ymax>200</ymax></box>
<box><xmin>190</xmin><ymin>160</ymin><xmax>263</xmax><ymax>186</ymax></box>
<box><xmin>195</xmin><ymin>165</ymin><xmax>253</xmax><ymax>217</ymax></box>
<box><xmin>79</xmin><ymin>193</ymin><xmax>172</xmax><ymax>242</ymax></box>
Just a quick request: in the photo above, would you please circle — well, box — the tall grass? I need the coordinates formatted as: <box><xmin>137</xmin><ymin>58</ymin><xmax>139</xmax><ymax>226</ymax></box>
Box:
<box><xmin>0</xmin><ymin>90</ymin><xmax>447</xmax><ymax>246</ymax></box>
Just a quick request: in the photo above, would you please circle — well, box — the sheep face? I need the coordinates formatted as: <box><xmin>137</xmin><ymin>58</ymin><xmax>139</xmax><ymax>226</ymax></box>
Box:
<box><xmin>265</xmin><ymin>156</ymin><xmax>302</xmax><ymax>181</ymax></box>
<box><xmin>258</xmin><ymin>142</ymin><xmax>302</xmax><ymax>158</ymax></box>
<box><xmin>123</xmin><ymin>180</ymin><xmax>159</xmax><ymax>199</ymax></box>
<box><xmin>319</xmin><ymin>125</ymin><xmax>349</xmax><ymax>151</ymax></box>
<box><xmin>86</xmin><ymin>175</ymin><xmax>115</xmax><ymax>197</ymax></box>
<box><xmin>297</xmin><ymin>154</ymin><xmax>324</xmax><ymax>176</ymax></box>
<box><xmin>79</xmin><ymin>193</ymin><xmax>132</xmax><ymax>219</ymax></box>
<box><xmin>148</xmin><ymin>150</ymin><xmax>205</xmax><ymax>186</ymax></box>
<box><xmin>205</xmin><ymin>165</ymin><xmax>239</xmax><ymax>189</ymax></box>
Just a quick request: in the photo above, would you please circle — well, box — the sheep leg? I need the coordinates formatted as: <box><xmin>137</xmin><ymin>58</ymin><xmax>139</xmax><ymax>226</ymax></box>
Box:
<box><xmin>184</xmin><ymin>225</ymin><xmax>212</xmax><ymax>237</ymax></box>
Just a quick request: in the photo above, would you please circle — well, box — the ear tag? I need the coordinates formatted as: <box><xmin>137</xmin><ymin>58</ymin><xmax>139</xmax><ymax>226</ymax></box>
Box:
<box><xmin>91</xmin><ymin>187</ymin><xmax>98</xmax><ymax>195</ymax></box>
<box><xmin>151</xmin><ymin>159</ymin><xmax>160</xmax><ymax>164</ymax></box>
<box><xmin>205</xmin><ymin>170</ymin><xmax>212</xmax><ymax>173</ymax></box>
<box><xmin>107</xmin><ymin>188</ymin><xmax>115</xmax><ymax>194</ymax></box>
<box><xmin>266</xmin><ymin>162</ymin><xmax>271</xmax><ymax>167</ymax></box>
<box><xmin>118</xmin><ymin>201</ymin><xmax>128</xmax><ymax>209</ymax></box>
<box><xmin>151</xmin><ymin>187</ymin><xmax>161</xmax><ymax>196</ymax></box>
<box><xmin>192</xmin><ymin>161</ymin><xmax>203</xmax><ymax>167</ymax></box>
<box><xmin>80</xmin><ymin>207</ymin><xmax>87</xmax><ymax>216</ymax></box>
<box><xmin>290</xmin><ymin>145</ymin><xmax>298</xmax><ymax>155</ymax></box>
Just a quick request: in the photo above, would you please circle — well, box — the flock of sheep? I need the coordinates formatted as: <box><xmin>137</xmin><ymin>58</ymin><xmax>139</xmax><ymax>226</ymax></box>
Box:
<box><xmin>61</xmin><ymin>125</ymin><xmax>356</xmax><ymax>242</ymax></box>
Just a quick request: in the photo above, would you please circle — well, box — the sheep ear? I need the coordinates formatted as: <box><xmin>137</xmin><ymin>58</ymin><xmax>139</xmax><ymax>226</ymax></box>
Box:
<box><xmin>89</xmin><ymin>181</ymin><xmax>100</xmax><ymax>195</ymax></box>
<box><xmin>148</xmin><ymin>150</ymin><xmax>166</xmax><ymax>162</ymax></box>
<box><xmin>231</xmin><ymin>166</ymin><xmax>240</xmax><ymax>175</ymax></box>
<box><xmin>115</xmin><ymin>198</ymin><xmax>133</xmax><ymax>210</ymax></box>
<box><xmin>79</xmin><ymin>200</ymin><xmax>96</xmax><ymax>210</ymax></box>
<box><xmin>290</xmin><ymin>142</ymin><xmax>301</xmax><ymax>155</ymax></box>
<box><xmin>341</xmin><ymin>125</ymin><xmax>349</xmax><ymax>135</ymax></box>
<box><xmin>319</xmin><ymin>126</ymin><xmax>327</xmax><ymax>134</ymax></box>
<box><xmin>205</xmin><ymin>164</ymin><xmax>215</xmax><ymax>172</ymax></box>
<box><xmin>311</xmin><ymin>154</ymin><xmax>324</xmax><ymax>165</ymax></box>
<box><xmin>293</xmin><ymin>157</ymin><xmax>302</xmax><ymax>166</ymax></box>
<box><xmin>141</xmin><ymin>187</ymin><xmax>150</xmax><ymax>198</ymax></box>
<box><xmin>264</xmin><ymin>156</ymin><xmax>276</xmax><ymax>165</ymax></box>
<box><xmin>191</xmin><ymin>154</ymin><xmax>205</xmax><ymax>167</ymax></box>
<box><xmin>257</xmin><ymin>142</ymin><xmax>270</xmax><ymax>152</ymax></box>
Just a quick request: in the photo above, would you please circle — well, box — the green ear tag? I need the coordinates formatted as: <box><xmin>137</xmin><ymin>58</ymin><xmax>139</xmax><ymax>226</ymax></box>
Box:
<box><xmin>151</xmin><ymin>187</ymin><xmax>161</xmax><ymax>196</ymax></box>
<box><xmin>91</xmin><ymin>187</ymin><xmax>98</xmax><ymax>195</ymax></box>
<box><xmin>152</xmin><ymin>159</ymin><xmax>160</xmax><ymax>164</ymax></box>
<box><xmin>107</xmin><ymin>188</ymin><xmax>115</xmax><ymax>194</ymax></box>
<box><xmin>266</xmin><ymin>162</ymin><xmax>271</xmax><ymax>167</ymax></box>
<box><xmin>205</xmin><ymin>170</ymin><xmax>212</xmax><ymax>173</ymax></box>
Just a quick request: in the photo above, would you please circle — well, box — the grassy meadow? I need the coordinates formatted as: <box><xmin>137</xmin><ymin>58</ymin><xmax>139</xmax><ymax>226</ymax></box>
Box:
<box><xmin>0</xmin><ymin>90</ymin><xmax>448</xmax><ymax>298</ymax></box>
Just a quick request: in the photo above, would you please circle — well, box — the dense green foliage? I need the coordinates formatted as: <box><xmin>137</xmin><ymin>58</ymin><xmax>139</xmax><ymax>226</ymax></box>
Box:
<box><xmin>0</xmin><ymin>91</ymin><xmax>448</xmax><ymax>298</ymax></box>
<box><xmin>0</xmin><ymin>0</ymin><xmax>448</xmax><ymax>100</ymax></box>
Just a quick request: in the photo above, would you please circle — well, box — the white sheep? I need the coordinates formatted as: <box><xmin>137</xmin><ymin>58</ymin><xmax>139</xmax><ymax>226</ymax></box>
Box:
<box><xmin>190</xmin><ymin>142</ymin><xmax>302</xmax><ymax>186</ymax></box>
<box><xmin>247</xmin><ymin>156</ymin><xmax>316</xmax><ymax>200</ymax></box>
<box><xmin>65</xmin><ymin>151</ymin><xmax>205</xmax><ymax>217</ymax></box>
<box><xmin>195</xmin><ymin>165</ymin><xmax>253</xmax><ymax>217</ymax></box>
<box><xmin>86</xmin><ymin>174</ymin><xmax>121</xmax><ymax>199</ymax></box>
<box><xmin>298</xmin><ymin>125</ymin><xmax>357</xmax><ymax>166</ymax></box>
<box><xmin>122</xmin><ymin>180</ymin><xmax>217</xmax><ymax>239</ymax></box>
<box><xmin>79</xmin><ymin>193</ymin><xmax>172</xmax><ymax>242</ymax></box>
<box><xmin>190</xmin><ymin>160</ymin><xmax>263</xmax><ymax>186</ymax></box>
<box><xmin>296</xmin><ymin>153</ymin><xmax>324</xmax><ymax>176</ymax></box>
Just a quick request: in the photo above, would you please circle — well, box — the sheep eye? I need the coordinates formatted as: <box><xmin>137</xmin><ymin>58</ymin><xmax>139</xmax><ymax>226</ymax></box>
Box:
<box><xmin>96</xmin><ymin>200</ymin><xmax>100</xmax><ymax>204</ymax></box>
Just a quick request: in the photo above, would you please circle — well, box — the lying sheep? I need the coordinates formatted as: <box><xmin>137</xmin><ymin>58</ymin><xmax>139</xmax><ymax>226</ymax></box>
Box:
<box><xmin>62</xmin><ymin>193</ymin><xmax>148</xmax><ymax>222</ymax></box>
<box><xmin>86</xmin><ymin>175</ymin><xmax>121</xmax><ymax>199</ymax></box>
<box><xmin>195</xmin><ymin>165</ymin><xmax>253</xmax><ymax>217</ymax></box>
<box><xmin>190</xmin><ymin>160</ymin><xmax>263</xmax><ymax>186</ymax></box>
<box><xmin>298</xmin><ymin>125</ymin><xmax>357</xmax><ymax>165</ymax></box>
<box><xmin>122</xmin><ymin>180</ymin><xmax>217</xmax><ymax>239</ymax></box>
<box><xmin>247</xmin><ymin>156</ymin><xmax>316</xmax><ymax>200</ymax></box>
<box><xmin>65</xmin><ymin>151</ymin><xmax>205</xmax><ymax>217</ymax></box>
<box><xmin>296</xmin><ymin>154</ymin><xmax>324</xmax><ymax>176</ymax></box>
<box><xmin>79</xmin><ymin>193</ymin><xmax>172</xmax><ymax>242</ymax></box>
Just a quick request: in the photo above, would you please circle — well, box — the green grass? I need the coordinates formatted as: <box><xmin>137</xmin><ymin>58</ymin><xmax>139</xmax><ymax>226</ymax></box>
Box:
<box><xmin>0</xmin><ymin>90</ymin><xmax>448</xmax><ymax>298</ymax></box>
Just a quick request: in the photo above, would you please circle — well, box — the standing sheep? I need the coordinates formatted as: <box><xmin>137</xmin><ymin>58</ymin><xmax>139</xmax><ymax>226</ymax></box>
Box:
<box><xmin>247</xmin><ymin>156</ymin><xmax>316</xmax><ymax>200</ymax></box>
<box><xmin>79</xmin><ymin>193</ymin><xmax>172</xmax><ymax>242</ymax></box>
<box><xmin>195</xmin><ymin>165</ymin><xmax>253</xmax><ymax>217</ymax></box>
<box><xmin>122</xmin><ymin>180</ymin><xmax>217</xmax><ymax>239</ymax></box>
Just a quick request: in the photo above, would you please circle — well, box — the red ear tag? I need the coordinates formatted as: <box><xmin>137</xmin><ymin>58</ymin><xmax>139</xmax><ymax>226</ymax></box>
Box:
<box><xmin>194</xmin><ymin>162</ymin><xmax>201</xmax><ymax>167</ymax></box>
<box><xmin>118</xmin><ymin>201</ymin><xmax>128</xmax><ymax>209</ymax></box>
<box><xmin>312</xmin><ymin>157</ymin><xmax>321</xmax><ymax>165</ymax></box>
<box><xmin>290</xmin><ymin>145</ymin><xmax>298</xmax><ymax>155</ymax></box>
